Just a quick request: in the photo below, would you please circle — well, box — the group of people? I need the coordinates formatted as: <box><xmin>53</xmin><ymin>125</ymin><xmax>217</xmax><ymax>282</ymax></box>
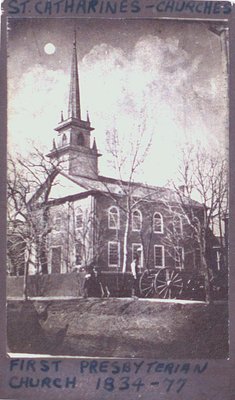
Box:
<box><xmin>80</xmin><ymin>247</ymin><xmax>142</xmax><ymax>298</ymax></box>
<box><xmin>82</xmin><ymin>264</ymin><xmax>101</xmax><ymax>298</ymax></box>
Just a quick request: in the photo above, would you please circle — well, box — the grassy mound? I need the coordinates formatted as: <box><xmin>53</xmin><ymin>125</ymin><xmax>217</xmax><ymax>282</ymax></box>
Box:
<box><xmin>7</xmin><ymin>298</ymin><xmax>228</xmax><ymax>358</ymax></box>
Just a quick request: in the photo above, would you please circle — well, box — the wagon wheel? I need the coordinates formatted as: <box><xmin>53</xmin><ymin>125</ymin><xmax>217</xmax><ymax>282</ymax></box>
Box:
<box><xmin>139</xmin><ymin>269</ymin><xmax>156</xmax><ymax>298</ymax></box>
<box><xmin>154</xmin><ymin>268</ymin><xmax>183</xmax><ymax>299</ymax></box>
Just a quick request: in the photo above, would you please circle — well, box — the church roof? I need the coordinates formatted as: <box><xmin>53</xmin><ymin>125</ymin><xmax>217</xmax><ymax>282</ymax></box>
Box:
<box><xmin>72</xmin><ymin>173</ymin><xmax>202</xmax><ymax>206</ymax></box>
<box><xmin>29</xmin><ymin>168</ymin><xmax>202</xmax><ymax>209</ymax></box>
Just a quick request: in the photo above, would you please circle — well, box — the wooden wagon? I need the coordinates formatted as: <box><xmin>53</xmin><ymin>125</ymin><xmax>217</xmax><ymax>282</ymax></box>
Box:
<box><xmin>138</xmin><ymin>266</ymin><xmax>227</xmax><ymax>300</ymax></box>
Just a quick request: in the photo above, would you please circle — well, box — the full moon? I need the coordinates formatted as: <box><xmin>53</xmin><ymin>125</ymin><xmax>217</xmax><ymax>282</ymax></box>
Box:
<box><xmin>44</xmin><ymin>43</ymin><xmax>56</xmax><ymax>55</ymax></box>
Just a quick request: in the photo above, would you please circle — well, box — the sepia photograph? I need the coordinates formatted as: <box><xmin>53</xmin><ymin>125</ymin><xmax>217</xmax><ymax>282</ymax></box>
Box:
<box><xmin>7</xmin><ymin>18</ymin><xmax>229</xmax><ymax>359</ymax></box>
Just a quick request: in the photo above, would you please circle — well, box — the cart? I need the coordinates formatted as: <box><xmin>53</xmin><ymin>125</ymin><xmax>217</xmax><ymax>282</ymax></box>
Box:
<box><xmin>139</xmin><ymin>266</ymin><xmax>228</xmax><ymax>300</ymax></box>
<box><xmin>139</xmin><ymin>267</ymin><xmax>184</xmax><ymax>299</ymax></box>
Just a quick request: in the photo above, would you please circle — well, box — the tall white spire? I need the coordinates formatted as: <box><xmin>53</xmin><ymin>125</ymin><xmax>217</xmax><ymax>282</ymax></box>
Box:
<box><xmin>68</xmin><ymin>30</ymin><xmax>81</xmax><ymax>119</ymax></box>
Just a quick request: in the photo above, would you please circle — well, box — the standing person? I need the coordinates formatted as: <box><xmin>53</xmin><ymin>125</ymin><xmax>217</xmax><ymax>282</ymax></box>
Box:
<box><xmin>83</xmin><ymin>263</ymin><xmax>96</xmax><ymax>298</ymax></box>
<box><xmin>131</xmin><ymin>248</ymin><xmax>141</xmax><ymax>298</ymax></box>
<box><xmin>83</xmin><ymin>262</ymin><xmax>103</xmax><ymax>298</ymax></box>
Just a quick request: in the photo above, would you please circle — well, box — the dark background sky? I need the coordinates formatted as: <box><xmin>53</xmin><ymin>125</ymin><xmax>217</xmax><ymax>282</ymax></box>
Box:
<box><xmin>8</xmin><ymin>18</ymin><xmax>228</xmax><ymax>185</ymax></box>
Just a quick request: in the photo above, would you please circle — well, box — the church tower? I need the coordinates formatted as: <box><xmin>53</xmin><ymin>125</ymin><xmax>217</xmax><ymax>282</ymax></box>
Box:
<box><xmin>47</xmin><ymin>33</ymin><xmax>101</xmax><ymax>179</ymax></box>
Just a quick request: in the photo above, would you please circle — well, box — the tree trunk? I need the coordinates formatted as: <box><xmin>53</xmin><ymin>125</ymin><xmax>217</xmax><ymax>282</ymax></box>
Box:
<box><xmin>23</xmin><ymin>247</ymin><xmax>31</xmax><ymax>301</ymax></box>
<box><xmin>201</xmin><ymin>253</ymin><xmax>212</xmax><ymax>303</ymax></box>
<box><xmin>40</xmin><ymin>244</ymin><xmax>48</xmax><ymax>274</ymax></box>
<box><xmin>40</xmin><ymin>207</ymin><xmax>49</xmax><ymax>274</ymax></box>
<box><xmin>201</xmin><ymin>231</ymin><xmax>212</xmax><ymax>303</ymax></box>
<box><xmin>35</xmin><ymin>235</ymin><xmax>41</xmax><ymax>273</ymax></box>
<box><xmin>122</xmin><ymin>211</ymin><xmax>130</xmax><ymax>273</ymax></box>
<box><xmin>146</xmin><ymin>230</ymin><xmax>153</xmax><ymax>269</ymax></box>
<box><xmin>218</xmin><ymin>207</ymin><xmax>226</xmax><ymax>270</ymax></box>
<box><xmin>140</xmin><ymin>228</ymin><xmax>152</xmax><ymax>270</ymax></box>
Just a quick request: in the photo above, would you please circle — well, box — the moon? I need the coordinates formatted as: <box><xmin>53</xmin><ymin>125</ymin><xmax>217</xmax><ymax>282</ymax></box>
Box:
<box><xmin>44</xmin><ymin>43</ymin><xmax>56</xmax><ymax>55</ymax></box>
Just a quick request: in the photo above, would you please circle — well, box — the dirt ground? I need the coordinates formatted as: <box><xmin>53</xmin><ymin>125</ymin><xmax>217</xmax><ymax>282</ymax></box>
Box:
<box><xmin>7</xmin><ymin>297</ymin><xmax>228</xmax><ymax>359</ymax></box>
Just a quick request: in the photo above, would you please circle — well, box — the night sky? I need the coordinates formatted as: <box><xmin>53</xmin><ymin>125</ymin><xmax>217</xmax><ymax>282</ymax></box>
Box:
<box><xmin>8</xmin><ymin>18</ymin><xmax>228</xmax><ymax>185</ymax></box>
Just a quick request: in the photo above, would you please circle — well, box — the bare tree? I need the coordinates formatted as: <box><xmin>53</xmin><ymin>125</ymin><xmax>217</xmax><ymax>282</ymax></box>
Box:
<box><xmin>105</xmin><ymin>116</ymin><xmax>152</xmax><ymax>273</ymax></box>
<box><xmin>70</xmin><ymin>204</ymin><xmax>105</xmax><ymax>268</ymax></box>
<box><xmin>8</xmin><ymin>156</ymin><xmax>38</xmax><ymax>299</ymax></box>
<box><xmin>168</xmin><ymin>143</ymin><xmax>228</xmax><ymax>302</ymax></box>
<box><xmin>7</xmin><ymin>149</ymin><xmax>63</xmax><ymax>298</ymax></box>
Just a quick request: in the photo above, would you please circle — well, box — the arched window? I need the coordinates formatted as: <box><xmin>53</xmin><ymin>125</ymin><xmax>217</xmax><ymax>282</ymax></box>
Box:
<box><xmin>153</xmin><ymin>212</ymin><xmax>163</xmax><ymax>233</ymax></box>
<box><xmin>77</xmin><ymin>133</ymin><xmax>84</xmax><ymax>146</ymax></box>
<box><xmin>62</xmin><ymin>133</ymin><xmax>67</xmax><ymax>146</ymax></box>
<box><xmin>132</xmin><ymin>210</ymin><xmax>142</xmax><ymax>231</ymax></box>
<box><xmin>108</xmin><ymin>206</ymin><xmax>119</xmax><ymax>229</ymax></box>
<box><xmin>174</xmin><ymin>215</ymin><xmax>183</xmax><ymax>235</ymax></box>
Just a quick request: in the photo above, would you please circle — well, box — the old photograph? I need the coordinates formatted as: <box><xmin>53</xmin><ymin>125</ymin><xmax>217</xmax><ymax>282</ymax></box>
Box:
<box><xmin>7</xmin><ymin>18</ymin><xmax>229</xmax><ymax>358</ymax></box>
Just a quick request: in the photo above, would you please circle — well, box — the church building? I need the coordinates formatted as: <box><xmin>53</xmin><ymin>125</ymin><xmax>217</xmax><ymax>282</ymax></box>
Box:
<box><xmin>26</xmin><ymin>36</ymin><xmax>218</xmax><ymax>296</ymax></box>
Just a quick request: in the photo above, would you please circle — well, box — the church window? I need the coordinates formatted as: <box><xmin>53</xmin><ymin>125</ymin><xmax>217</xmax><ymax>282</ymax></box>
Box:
<box><xmin>108</xmin><ymin>206</ymin><xmax>119</xmax><ymax>229</ymax></box>
<box><xmin>153</xmin><ymin>212</ymin><xmax>163</xmax><ymax>233</ymax></box>
<box><xmin>54</xmin><ymin>212</ymin><xmax>61</xmax><ymax>231</ymax></box>
<box><xmin>75</xmin><ymin>242</ymin><xmax>82</xmax><ymax>265</ymax></box>
<box><xmin>173</xmin><ymin>215</ymin><xmax>183</xmax><ymax>235</ymax></box>
<box><xmin>108</xmin><ymin>241</ymin><xmax>120</xmax><ymax>267</ymax></box>
<box><xmin>194</xmin><ymin>248</ymin><xmax>201</xmax><ymax>269</ymax></box>
<box><xmin>154</xmin><ymin>245</ymin><xmax>164</xmax><ymax>267</ymax></box>
<box><xmin>77</xmin><ymin>133</ymin><xmax>84</xmax><ymax>146</ymax></box>
<box><xmin>175</xmin><ymin>247</ymin><xmax>184</xmax><ymax>269</ymax></box>
<box><xmin>76</xmin><ymin>210</ymin><xmax>83</xmax><ymax>228</ymax></box>
<box><xmin>132</xmin><ymin>210</ymin><xmax>142</xmax><ymax>231</ymax></box>
<box><xmin>62</xmin><ymin>133</ymin><xmax>67</xmax><ymax>146</ymax></box>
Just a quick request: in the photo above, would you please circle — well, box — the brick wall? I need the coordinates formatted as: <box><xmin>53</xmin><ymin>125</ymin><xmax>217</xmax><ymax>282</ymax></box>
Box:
<box><xmin>95</xmin><ymin>193</ymin><xmax>200</xmax><ymax>273</ymax></box>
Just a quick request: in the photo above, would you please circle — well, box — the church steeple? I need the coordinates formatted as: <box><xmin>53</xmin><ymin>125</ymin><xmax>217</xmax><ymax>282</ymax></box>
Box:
<box><xmin>47</xmin><ymin>33</ymin><xmax>101</xmax><ymax>179</ymax></box>
<box><xmin>68</xmin><ymin>31</ymin><xmax>81</xmax><ymax>119</ymax></box>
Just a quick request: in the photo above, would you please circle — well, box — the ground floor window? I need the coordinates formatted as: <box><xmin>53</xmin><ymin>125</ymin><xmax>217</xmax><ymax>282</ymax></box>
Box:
<box><xmin>194</xmin><ymin>248</ymin><xmax>201</xmax><ymax>269</ymax></box>
<box><xmin>51</xmin><ymin>246</ymin><xmax>62</xmax><ymax>273</ymax></box>
<box><xmin>75</xmin><ymin>242</ymin><xmax>82</xmax><ymax>265</ymax></box>
<box><xmin>108</xmin><ymin>241</ymin><xmax>120</xmax><ymax>267</ymax></box>
<box><xmin>76</xmin><ymin>211</ymin><xmax>83</xmax><ymax>229</ymax></box>
<box><xmin>154</xmin><ymin>245</ymin><xmax>164</xmax><ymax>267</ymax></box>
